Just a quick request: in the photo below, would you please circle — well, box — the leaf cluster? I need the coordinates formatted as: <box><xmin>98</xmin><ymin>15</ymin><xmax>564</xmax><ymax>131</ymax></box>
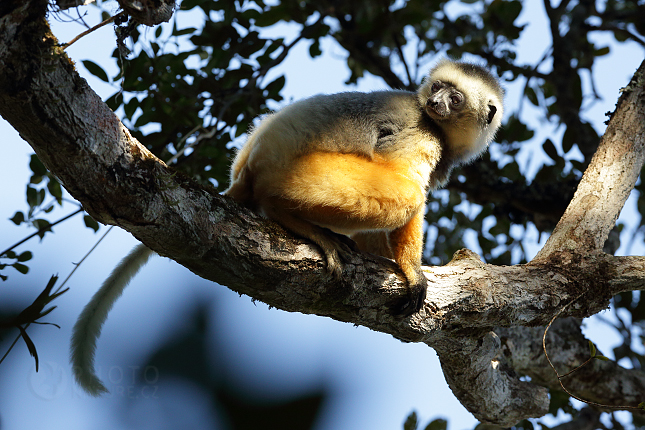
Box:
<box><xmin>10</xmin><ymin>155</ymin><xmax>63</xmax><ymax>240</ymax></box>
<box><xmin>0</xmin><ymin>276</ymin><xmax>67</xmax><ymax>371</ymax></box>
<box><xmin>2</xmin><ymin>155</ymin><xmax>96</xmax><ymax>280</ymax></box>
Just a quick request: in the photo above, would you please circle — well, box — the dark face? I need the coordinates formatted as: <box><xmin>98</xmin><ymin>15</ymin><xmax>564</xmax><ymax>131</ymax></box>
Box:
<box><xmin>424</xmin><ymin>80</ymin><xmax>465</xmax><ymax>121</ymax></box>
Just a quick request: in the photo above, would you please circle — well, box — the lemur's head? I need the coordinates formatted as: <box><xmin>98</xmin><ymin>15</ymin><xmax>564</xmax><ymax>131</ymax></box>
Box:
<box><xmin>418</xmin><ymin>59</ymin><xmax>504</xmax><ymax>163</ymax></box>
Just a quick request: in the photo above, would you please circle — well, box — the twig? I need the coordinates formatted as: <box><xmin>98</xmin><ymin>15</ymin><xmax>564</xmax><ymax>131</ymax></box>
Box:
<box><xmin>53</xmin><ymin>225</ymin><xmax>114</xmax><ymax>295</ymax></box>
<box><xmin>0</xmin><ymin>330</ymin><xmax>24</xmax><ymax>366</ymax></box>
<box><xmin>166</xmin><ymin>125</ymin><xmax>202</xmax><ymax>165</ymax></box>
<box><xmin>392</xmin><ymin>32</ymin><xmax>413</xmax><ymax>88</ymax></box>
<box><xmin>61</xmin><ymin>11</ymin><xmax>126</xmax><ymax>50</ymax></box>
<box><xmin>1</xmin><ymin>207</ymin><xmax>84</xmax><ymax>257</ymax></box>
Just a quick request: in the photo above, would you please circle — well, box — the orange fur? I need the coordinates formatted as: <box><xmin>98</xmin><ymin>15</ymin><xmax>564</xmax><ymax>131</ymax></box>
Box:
<box><xmin>389</xmin><ymin>210</ymin><xmax>425</xmax><ymax>285</ymax></box>
<box><xmin>272</xmin><ymin>152</ymin><xmax>427</xmax><ymax>231</ymax></box>
<box><xmin>238</xmin><ymin>150</ymin><xmax>430</xmax><ymax>285</ymax></box>
<box><xmin>226</xmin><ymin>144</ymin><xmax>432</xmax><ymax>315</ymax></box>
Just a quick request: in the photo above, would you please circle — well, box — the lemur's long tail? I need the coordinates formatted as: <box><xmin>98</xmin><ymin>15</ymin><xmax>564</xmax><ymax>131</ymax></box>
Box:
<box><xmin>70</xmin><ymin>243</ymin><xmax>155</xmax><ymax>395</ymax></box>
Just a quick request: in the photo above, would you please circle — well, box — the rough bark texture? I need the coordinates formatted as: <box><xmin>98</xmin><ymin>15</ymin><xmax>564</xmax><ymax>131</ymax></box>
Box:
<box><xmin>1</xmin><ymin>2</ymin><xmax>644</xmax><ymax>426</ymax></box>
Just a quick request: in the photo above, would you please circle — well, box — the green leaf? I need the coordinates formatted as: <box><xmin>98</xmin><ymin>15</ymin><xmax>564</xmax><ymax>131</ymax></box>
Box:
<box><xmin>542</xmin><ymin>139</ymin><xmax>559</xmax><ymax>161</ymax></box>
<box><xmin>264</xmin><ymin>75</ymin><xmax>286</xmax><ymax>98</ymax></box>
<box><xmin>638</xmin><ymin>402</ymin><xmax>645</xmax><ymax>411</ymax></box>
<box><xmin>10</xmin><ymin>211</ymin><xmax>25</xmax><ymax>225</ymax></box>
<box><xmin>32</xmin><ymin>219</ymin><xmax>52</xmax><ymax>239</ymax></box>
<box><xmin>594</xmin><ymin>46</ymin><xmax>610</xmax><ymax>56</ymax></box>
<box><xmin>13</xmin><ymin>262</ymin><xmax>29</xmax><ymax>274</ymax></box>
<box><xmin>82</xmin><ymin>60</ymin><xmax>110</xmax><ymax>83</ymax></box>
<box><xmin>47</xmin><ymin>178</ymin><xmax>63</xmax><ymax>203</ymax></box>
<box><xmin>403</xmin><ymin>411</ymin><xmax>418</xmax><ymax>430</ymax></box>
<box><xmin>570</xmin><ymin>159</ymin><xmax>586</xmax><ymax>173</ymax></box>
<box><xmin>29</xmin><ymin>154</ymin><xmax>48</xmax><ymax>176</ymax></box>
<box><xmin>589</xmin><ymin>340</ymin><xmax>597</xmax><ymax>357</ymax></box>
<box><xmin>84</xmin><ymin>215</ymin><xmax>100</xmax><ymax>232</ymax></box>
<box><xmin>124</xmin><ymin>97</ymin><xmax>140</xmax><ymax>120</ymax></box>
<box><xmin>29</xmin><ymin>174</ymin><xmax>43</xmax><ymax>185</ymax></box>
<box><xmin>17</xmin><ymin>251</ymin><xmax>32</xmax><ymax>262</ymax></box>
<box><xmin>309</xmin><ymin>39</ymin><xmax>322</xmax><ymax>58</ymax></box>
<box><xmin>424</xmin><ymin>418</ymin><xmax>448</xmax><ymax>430</ymax></box>
<box><xmin>173</xmin><ymin>27</ymin><xmax>197</xmax><ymax>37</ymax></box>
<box><xmin>105</xmin><ymin>91</ymin><xmax>123</xmax><ymax>111</ymax></box>
<box><xmin>525</xmin><ymin>86</ymin><xmax>539</xmax><ymax>106</ymax></box>
<box><xmin>254</xmin><ymin>5</ymin><xmax>288</xmax><ymax>27</ymax></box>
<box><xmin>26</xmin><ymin>186</ymin><xmax>45</xmax><ymax>209</ymax></box>
<box><xmin>562</xmin><ymin>126</ymin><xmax>575</xmax><ymax>154</ymax></box>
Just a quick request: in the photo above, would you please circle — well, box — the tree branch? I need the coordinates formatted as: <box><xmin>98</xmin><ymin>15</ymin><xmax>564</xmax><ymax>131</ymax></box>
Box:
<box><xmin>535</xmin><ymin>63</ymin><xmax>645</xmax><ymax>259</ymax></box>
<box><xmin>434</xmin><ymin>332</ymin><xmax>549</xmax><ymax>426</ymax></box>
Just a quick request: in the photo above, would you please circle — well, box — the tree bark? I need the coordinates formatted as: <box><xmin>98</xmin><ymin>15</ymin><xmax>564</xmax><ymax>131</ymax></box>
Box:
<box><xmin>1</xmin><ymin>2</ymin><xmax>644</xmax><ymax>426</ymax></box>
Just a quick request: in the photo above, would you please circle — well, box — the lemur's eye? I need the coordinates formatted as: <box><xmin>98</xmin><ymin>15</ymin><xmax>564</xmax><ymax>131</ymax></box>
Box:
<box><xmin>450</xmin><ymin>93</ymin><xmax>464</xmax><ymax>106</ymax></box>
<box><xmin>431</xmin><ymin>82</ymin><xmax>441</xmax><ymax>92</ymax></box>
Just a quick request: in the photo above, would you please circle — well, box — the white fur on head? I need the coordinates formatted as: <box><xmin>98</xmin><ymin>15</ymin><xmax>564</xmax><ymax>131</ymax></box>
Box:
<box><xmin>418</xmin><ymin>59</ymin><xmax>504</xmax><ymax>163</ymax></box>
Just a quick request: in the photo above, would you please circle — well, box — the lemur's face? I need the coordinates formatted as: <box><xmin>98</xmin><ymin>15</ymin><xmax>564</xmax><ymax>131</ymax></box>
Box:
<box><xmin>423</xmin><ymin>80</ymin><xmax>465</xmax><ymax>122</ymax></box>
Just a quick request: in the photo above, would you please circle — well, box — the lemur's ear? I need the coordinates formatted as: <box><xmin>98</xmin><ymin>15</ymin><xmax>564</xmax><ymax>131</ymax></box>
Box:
<box><xmin>487</xmin><ymin>105</ymin><xmax>497</xmax><ymax>125</ymax></box>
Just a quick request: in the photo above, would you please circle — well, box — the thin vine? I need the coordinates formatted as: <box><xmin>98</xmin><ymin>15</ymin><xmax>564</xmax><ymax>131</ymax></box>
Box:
<box><xmin>543</xmin><ymin>297</ymin><xmax>645</xmax><ymax>412</ymax></box>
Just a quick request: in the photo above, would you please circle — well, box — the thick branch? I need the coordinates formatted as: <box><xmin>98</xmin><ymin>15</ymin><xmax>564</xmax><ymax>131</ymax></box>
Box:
<box><xmin>434</xmin><ymin>333</ymin><xmax>549</xmax><ymax>426</ymax></box>
<box><xmin>535</xmin><ymin>60</ymin><xmax>645</xmax><ymax>259</ymax></box>
<box><xmin>420</xmin><ymin>252</ymin><xmax>644</xmax><ymax>334</ymax></box>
